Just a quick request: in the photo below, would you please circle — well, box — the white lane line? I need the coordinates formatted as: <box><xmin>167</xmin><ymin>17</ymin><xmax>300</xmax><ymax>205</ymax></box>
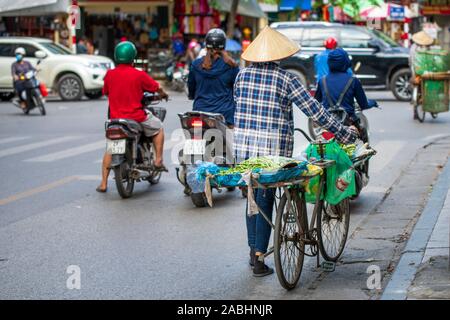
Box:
<box><xmin>24</xmin><ymin>140</ymin><xmax>105</xmax><ymax>162</ymax></box>
<box><xmin>370</xmin><ymin>140</ymin><xmax>406</xmax><ymax>174</ymax></box>
<box><xmin>0</xmin><ymin>136</ymin><xmax>30</xmax><ymax>145</ymax></box>
<box><xmin>0</xmin><ymin>136</ymin><xmax>80</xmax><ymax>159</ymax></box>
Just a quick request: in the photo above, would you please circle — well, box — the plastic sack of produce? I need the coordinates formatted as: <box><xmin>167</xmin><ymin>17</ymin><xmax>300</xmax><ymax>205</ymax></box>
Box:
<box><xmin>186</xmin><ymin>161</ymin><xmax>223</xmax><ymax>193</ymax></box>
<box><xmin>304</xmin><ymin>140</ymin><xmax>356</xmax><ymax>205</ymax></box>
<box><xmin>192</xmin><ymin>156</ymin><xmax>312</xmax><ymax>188</ymax></box>
<box><xmin>414</xmin><ymin>49</ymin><xmax>450</xmax><ymax>76</ymax></box>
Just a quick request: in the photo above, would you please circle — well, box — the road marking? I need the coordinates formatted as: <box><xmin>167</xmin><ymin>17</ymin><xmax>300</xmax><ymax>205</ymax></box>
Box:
<box><xmin>0</xmin><ymin>136</ymin><xmax>79</xmax><ymax>159</ymax></box>
<box><xmin>77</xmin><ymin>175</ymin><xmax>113</xmax><ymax>181</ymax></box>
<box><xmin>0</xmin><ymin>175</ymin><xmax>114</xmax><ymax>206</ymax></box>
<box><xmin>0</xmin><ymin>176</ymin><xmax>78</xmax><ymax>206</ymax></box>
<box><xmin>0</xmin><ymin>136</ymin><xmax>30</xmax><ymax>145</ymax></box>
<box><xmin>24</xmin><ymin>140</ymin><xmax>105</xmax><ymax>162</ymax></box>
<box><xmin>370</xmin><ymin>140</ymin><xmax>406</xmax><ymax>174</ymax></box>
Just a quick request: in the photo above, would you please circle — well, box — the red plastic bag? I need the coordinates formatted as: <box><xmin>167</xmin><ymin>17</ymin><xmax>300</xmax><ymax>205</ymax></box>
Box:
<box><xmin>39</xmin><ymin>83</ymin><xmax>48</xmax><ymax>97</ymax></box>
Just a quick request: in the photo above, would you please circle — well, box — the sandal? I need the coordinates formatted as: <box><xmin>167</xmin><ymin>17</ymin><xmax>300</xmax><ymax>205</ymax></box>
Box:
<box><xmin>154</xmin><ymin>164</ymin><xmax>168</xmax><ymax>172</ymax></box>
<box><xmin>96</xmin><ymin>186</ymin><xmax>107</xmax><ymax>193</ymax></box>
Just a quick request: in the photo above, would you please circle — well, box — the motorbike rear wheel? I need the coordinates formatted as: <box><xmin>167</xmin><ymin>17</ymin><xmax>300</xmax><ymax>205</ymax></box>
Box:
<box><xmin>191</xmin><ymin>192</ymin><xmax>207</xmax><ymax>207</ymax></box>
<box><xmin>114</xmin><ymin>162</ymin><xmax>135</xmax><ymax>199</ymax></box>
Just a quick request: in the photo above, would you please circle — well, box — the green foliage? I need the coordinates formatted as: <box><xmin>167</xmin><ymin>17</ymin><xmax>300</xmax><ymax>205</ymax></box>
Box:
<box><xmin>330</xmin><ymin>0</ymin><xmax>382</xmax><ymax>19</ymax></box>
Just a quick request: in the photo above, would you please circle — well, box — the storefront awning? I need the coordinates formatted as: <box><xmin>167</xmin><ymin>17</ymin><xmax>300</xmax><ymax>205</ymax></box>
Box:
<box><xmin>279</xmin><ymin>0</ymin><xmax>312</xmax><ymax>11</ymax></box>
<box><xmin>0</xmin><ymin>0</ymin><xmax>71</xmax><ymax>17</ymax></box>
<box><xmin>213</xmin><ymin>0</ymin><xmax>267</xmax><ymax>19</ymax></box>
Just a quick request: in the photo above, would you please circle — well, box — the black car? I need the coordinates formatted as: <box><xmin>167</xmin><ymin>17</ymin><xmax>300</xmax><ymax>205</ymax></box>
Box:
<box><xmin>271</xmin><ymin>21</ymin><xmax>411</xmax><ymax>101</ymax></box>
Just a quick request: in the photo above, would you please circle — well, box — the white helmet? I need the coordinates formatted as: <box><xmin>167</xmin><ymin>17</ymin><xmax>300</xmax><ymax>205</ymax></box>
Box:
<box><xmin>15</xmin><ymin>47</ymin><xmax>26</xmax><ymax>56</ymax></box>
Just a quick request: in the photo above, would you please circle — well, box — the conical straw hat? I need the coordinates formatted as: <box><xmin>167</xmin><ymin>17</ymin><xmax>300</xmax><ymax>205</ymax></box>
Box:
<box><xmin>241</xmin><ymin>26</ymin><xmax>300</xmax><ymax>62</ymax></box>
<box><xmin>412</xmin><ymin>31</ymin><xmax>434</xmax><ymax>46</ymax></box>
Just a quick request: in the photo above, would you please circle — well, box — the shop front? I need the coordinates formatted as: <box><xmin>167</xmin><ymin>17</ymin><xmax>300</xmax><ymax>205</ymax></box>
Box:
<box><xmin>0</xmin><ymin>0</ymin><xmax>72</xmax><ymax>47</ymax></box>
<box><xmin>77</xmin><ymin>0</ymin><xmax>172</xmax><ymax>59</ymax></box>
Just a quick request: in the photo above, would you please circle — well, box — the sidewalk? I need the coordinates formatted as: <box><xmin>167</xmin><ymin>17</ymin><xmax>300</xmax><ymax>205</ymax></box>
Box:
<box><xmin>382</xmin><ymin>157</ymin><xmax>450</xmax><ymax>300</ymax></box>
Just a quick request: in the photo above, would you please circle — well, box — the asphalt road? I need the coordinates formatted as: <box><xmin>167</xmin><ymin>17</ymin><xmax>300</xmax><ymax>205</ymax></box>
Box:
<box><xmin>0</xmin><ymin>90</ymin><xmax>449</xmax><ymax>299</ymax></box>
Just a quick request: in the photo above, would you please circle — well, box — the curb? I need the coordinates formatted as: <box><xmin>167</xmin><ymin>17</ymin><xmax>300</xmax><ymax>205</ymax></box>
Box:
<box><xmin>381</xmin><ymin>156</ymin><xmax>450</xmax><ymax>300</ymax></box>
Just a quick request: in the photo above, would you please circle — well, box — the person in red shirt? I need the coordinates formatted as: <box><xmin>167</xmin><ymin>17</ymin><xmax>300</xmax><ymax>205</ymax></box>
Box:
<box><xmin>97</xmin><ymin>41</ymin><xmax>169</xmax><ymax>193</ymax></box>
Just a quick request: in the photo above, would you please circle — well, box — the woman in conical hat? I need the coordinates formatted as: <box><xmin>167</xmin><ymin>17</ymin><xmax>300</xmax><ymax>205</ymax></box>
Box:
<box><xmin>410</xmin><ymin>30</ymin><xmax>433</xmax><ymax>119</ymax></box>
<box><xmin>234</xmin><ymin>26</ymin><xmax>358</xmax><ymax>277</ymax></box>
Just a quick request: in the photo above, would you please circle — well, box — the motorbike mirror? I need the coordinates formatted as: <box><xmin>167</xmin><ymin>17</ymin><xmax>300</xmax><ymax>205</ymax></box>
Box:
<box><xmin>354</xmin><ymin>61</ymin><xmax>362</xmax><ymax>73</ymax></box>
<box><xmin>35</xmin><ymin>50</ymin><xmax>47</xmax><ymax>59</ymax></box>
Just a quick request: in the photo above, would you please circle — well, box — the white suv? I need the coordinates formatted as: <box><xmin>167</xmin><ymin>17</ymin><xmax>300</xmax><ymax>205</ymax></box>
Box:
<box><xmin>0</xmin><ymin>37</ymin><xmax>114</xmax><ymax>101</ymax></box>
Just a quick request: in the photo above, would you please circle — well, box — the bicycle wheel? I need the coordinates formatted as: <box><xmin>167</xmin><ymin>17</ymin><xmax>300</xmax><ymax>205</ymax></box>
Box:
<box><xmin>414</xmin><ymin>104</ymin><xmax>425</xmax><ymax>123</ymax></box>
<box><xmin>317</xmin><ymin>198</ymin><xmax>350</xmax><ymax>262</ymax></box>
<box><xmin>274</xmin><ymin>190</ymin><xmax>306</xmax><ymax>290</ymax></box>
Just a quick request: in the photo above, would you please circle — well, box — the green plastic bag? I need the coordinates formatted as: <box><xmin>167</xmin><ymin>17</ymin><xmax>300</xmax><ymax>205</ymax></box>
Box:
<box><xmin>414</xmin><ymin>49</ymin><xmax>450</xmax><ymax>76</ymax></box>
<box><xmin>304</xmin><ymin>140</ymin><xmax>356</xmax><ymax>205</ymax></box>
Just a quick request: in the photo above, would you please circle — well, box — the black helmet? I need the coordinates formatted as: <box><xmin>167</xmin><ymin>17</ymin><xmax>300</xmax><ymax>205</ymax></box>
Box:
<box><xmin>205</xmin><ymin>28</ymin><xmax>226</xmax><ymax>50</ymax></box>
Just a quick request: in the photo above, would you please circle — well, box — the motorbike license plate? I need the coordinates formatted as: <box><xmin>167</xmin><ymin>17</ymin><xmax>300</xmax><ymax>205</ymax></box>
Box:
<box><xmin>107</xmin><ymin>139</ymin><xmax>126</xmax><ymax>154</ymax></box>
<box><xmin>183</xmin><ymin>139</ymin><xmax>206</xmax><ymax>155</ymax></box>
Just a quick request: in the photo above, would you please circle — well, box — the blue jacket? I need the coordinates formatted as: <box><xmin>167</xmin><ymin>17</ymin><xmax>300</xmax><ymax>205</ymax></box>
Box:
<box><xmin>315</xmin><ymin>48</ymin><xmax>368</xmax><ymax>119</ymax></box>
<box><xmin>188</xmin><ymin>57</ymin><xmax>239</xmax><ymax>125</ymax></box>
<box><xmin>314</xmin><ymin>49</ymin><xmax>352</xmax><ymax>84</ymax></box>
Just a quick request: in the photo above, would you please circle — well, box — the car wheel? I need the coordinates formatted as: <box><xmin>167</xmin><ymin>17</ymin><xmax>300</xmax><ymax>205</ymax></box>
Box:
<box><xmin>0</xmin><ymin>92</ymin><xmax>15</xmax><ymax>101</ymax></box>
<box><xmin>391</xmin><ymin>69</ymin><xmax>412</xmax><ymax>102</ymax></box>
<box><xmin>85</xmin><ymin>90</ymin><xmax>103</xmax><ymax>100</ymax></box>
<box><xmin>58</xmin><ymin>74</ymin><xmax>84</xmax><ymax>101</ymax></box>
<box><xmin>286</xmin><ymin>69</ymin><xmax>307</xmax><ymax>87</ymax></box>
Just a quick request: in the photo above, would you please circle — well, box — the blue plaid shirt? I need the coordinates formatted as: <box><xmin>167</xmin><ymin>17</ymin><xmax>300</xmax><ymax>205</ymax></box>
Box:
<box><xmin>233</xmin><ymin>62</ymin><xmax>357</xmax><ymax>159</ymax></box>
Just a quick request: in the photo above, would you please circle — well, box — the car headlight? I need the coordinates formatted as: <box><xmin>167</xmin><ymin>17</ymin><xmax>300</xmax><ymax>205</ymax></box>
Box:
<box><xmin>85</xmin><ymin>62</ymin><xmax>101</xmax><ymax>69</ymax></box>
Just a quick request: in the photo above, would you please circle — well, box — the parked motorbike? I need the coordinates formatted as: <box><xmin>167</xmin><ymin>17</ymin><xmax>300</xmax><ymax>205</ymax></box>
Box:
<box><xmin>147</xmin><ymin>50</ymin><xmax>173</xmax><ymax>80</ymax></box>
<box><xmin>166</xmin><ymin>60</ymin><xmax>189</xmax><ymax>93</ymax></box>
<box><xmin>176</xmin><ymin>111</ymin><xmax>235</xmax><ymax>207</ymax></box>
<box><xmin>12</xmin><ymin>69</ymin><xmax>46</xmax><ymax>116</ymax></box>
<box><xmin>105</xmin><ymin>92</ymin><xmax>167</xmax><ymax>199</ymax></box>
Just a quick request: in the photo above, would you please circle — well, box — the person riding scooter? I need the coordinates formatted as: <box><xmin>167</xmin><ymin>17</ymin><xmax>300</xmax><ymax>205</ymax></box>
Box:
<box><xmin>11</xmin><ymin>47</ymin><xmax>35</xmax><ymax>110</ymax></box>
<box><xmin>187</xmin><ymin>28</ymin><xmax>240</xmax><ymax>127</ymax></box>
<box><xmin>96</xmin><ymin>41</ymin><xmax>169</xmax><ymax>193</ymax></box>
<box><xmin>314</xmin><ymin>48</ymin><xmax>370</xmax><ymax>130</ymax></box>
<box><xmin>314</xmin><ymin>37</ymin><xmax>352</xmax><ymax>84</ymax></box>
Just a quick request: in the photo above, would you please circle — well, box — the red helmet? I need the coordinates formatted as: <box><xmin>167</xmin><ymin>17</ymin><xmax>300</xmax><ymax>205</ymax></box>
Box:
<box><xmin>324</xmin><ymin>37</ymin><xmax>338</xmax><ymax>50</ymax></box>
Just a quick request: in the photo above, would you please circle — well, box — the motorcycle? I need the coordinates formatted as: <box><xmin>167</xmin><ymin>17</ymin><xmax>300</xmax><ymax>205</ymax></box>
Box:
<box><xmin>305</xmin><ymin>103</ymin><xmax>377</xmax><ymax>198</ymax></box>
<box><xmin>147</xmin><ymin>50</ymin><xmax>173</xmax><ymax>80</ymax></box>
<box><xmin>105</xmin><ymin>92</ymin><xmax>167</xmax><ymax>199</ymax></box>
<box><xmin>166</xmin><ymin>60</ymin><xmax>189</xmax><ymax>93</ymax></box>
<box><xmin>13</xmin><ymin>69</ymin><xmax>46</xmax><ymax>116</ymax></box>
<box><xmin>308</xmin><ymin>101</ymin><xmax>371</xmax><ymax>144</ymax></box>
<box><xmin>176</xmin><ymin>111</ymin><xmax>235</xmax><ymax>207</ymax></box>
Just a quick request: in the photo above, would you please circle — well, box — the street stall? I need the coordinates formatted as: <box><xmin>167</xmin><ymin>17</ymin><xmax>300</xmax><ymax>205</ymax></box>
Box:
<box><xmin>78</xmin><ymin>0</ymin><xmax>172</xmax><ymax>66</ymax></box>
<box><xmin>0</xmin><ymin>0</ymin><xmax>72</xmax><ymax>48</ymax></box>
